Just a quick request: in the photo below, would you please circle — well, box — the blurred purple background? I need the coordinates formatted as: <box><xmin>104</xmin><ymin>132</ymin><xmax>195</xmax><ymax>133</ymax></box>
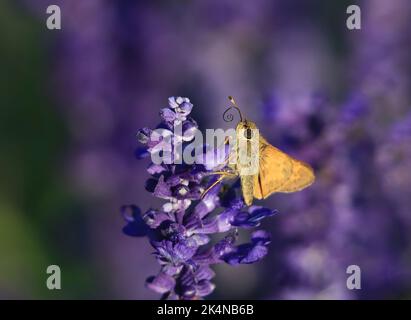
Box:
<box><xmin>1</xmin><ymin>0</ymin><xmax>411</xmax><ymax>299</ymax></box>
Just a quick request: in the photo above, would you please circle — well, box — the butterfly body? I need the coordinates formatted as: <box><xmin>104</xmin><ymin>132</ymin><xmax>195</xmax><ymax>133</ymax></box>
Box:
<box><xmin>228</xmin><ymin>120</ymin><xmax>260</xmax><ymax>206</ymax></box>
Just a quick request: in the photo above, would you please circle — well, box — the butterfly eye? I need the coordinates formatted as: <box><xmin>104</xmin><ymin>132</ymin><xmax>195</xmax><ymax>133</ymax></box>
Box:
<box><xmin>244</xmin><ymin>128</ymin><xmax>253</xmax><ymax>139</ymax></box>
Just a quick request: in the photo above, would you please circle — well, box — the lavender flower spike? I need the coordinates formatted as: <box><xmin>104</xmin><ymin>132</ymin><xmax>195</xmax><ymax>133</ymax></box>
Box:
<box><xmin>123</xmin><ymin>97</ymin><xmax>278</xmax><ymax>299</ymax></box>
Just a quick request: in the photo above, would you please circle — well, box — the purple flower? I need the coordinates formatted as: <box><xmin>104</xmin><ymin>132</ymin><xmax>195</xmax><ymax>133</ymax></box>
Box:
<box><xmin>223</xmin><ymin>230</ymin><xmax>272</xmax><ymax>265</ymax></box>
<box><xmin>122</xmin><ymin>97</ymin><xmax>278</xmax><ymax>299</ymax></box>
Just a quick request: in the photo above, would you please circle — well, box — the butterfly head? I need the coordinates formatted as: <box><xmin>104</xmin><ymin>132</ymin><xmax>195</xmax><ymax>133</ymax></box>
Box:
<box><xmin>236</xmin><ymin>118</ymin><xmax>257</xmax><ymax>129</ymax></box>
<box><xmin>236</xmin><ymin>119</ymin><xmax>257</xmax><ymax>140</ymax></box>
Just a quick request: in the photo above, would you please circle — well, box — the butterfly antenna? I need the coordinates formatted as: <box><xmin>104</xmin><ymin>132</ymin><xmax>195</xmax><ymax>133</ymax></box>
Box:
<box><xmin>223</xmin><ymin>96</ymin><xmax>243</xmax><ymax>122</ymax></box>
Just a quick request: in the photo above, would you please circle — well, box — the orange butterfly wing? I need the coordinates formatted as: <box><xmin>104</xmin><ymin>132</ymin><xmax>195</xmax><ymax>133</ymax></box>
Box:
<box><xmin>253</xmin><ymin>137</ymin><xmax>315</xmax><ymax>199</ymax></box>
<box><xmin>277</xmin><ymin>158</ymin><xmax>315</xmax><ymax>193</ymax></box>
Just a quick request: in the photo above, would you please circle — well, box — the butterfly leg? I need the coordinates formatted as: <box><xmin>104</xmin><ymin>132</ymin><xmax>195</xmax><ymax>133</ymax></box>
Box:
<box><xmin>200</xmin><ymin>135</ymin><xmax>236</xmax><ymax>198</ymax></box>
<box><xmin>204</xmin><ymin>170</ymin><xmax>236</xmax><ymax>176</ymax></box>
<box><xmin>201</xmin><ymin>171</ymin><xmax>237</xmax><ymax>199</ymax></box>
